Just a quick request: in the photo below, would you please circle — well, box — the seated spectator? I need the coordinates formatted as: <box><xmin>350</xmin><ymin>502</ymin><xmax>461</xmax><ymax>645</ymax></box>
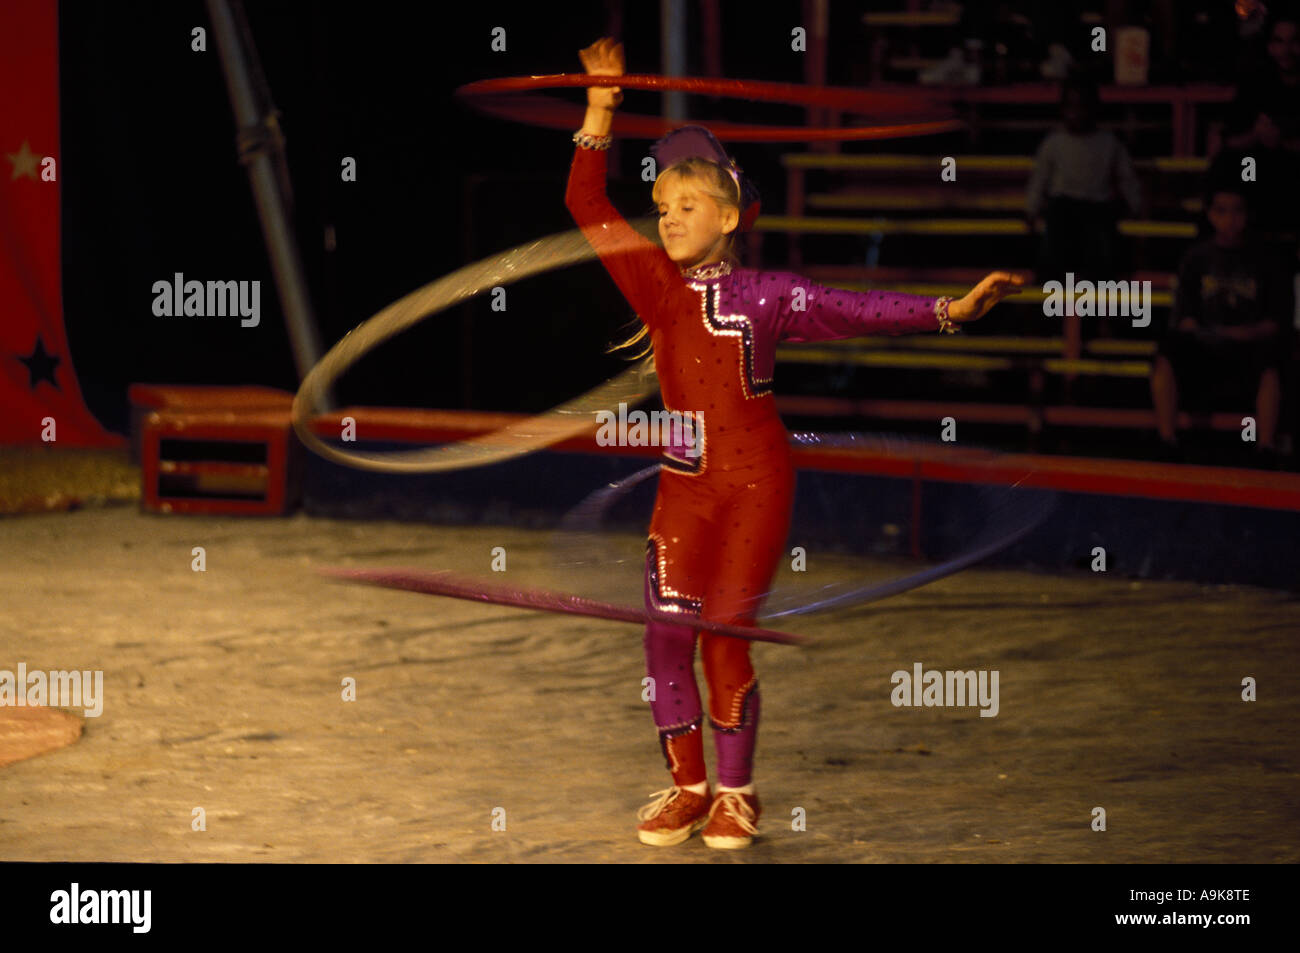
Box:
<box><xmin>1150</xmin><ymin>185</ymin><xmax>1289</xmax><ymax>465</ymax></box>
<box><xmin>1027</xmin><ymin>75</ymin><xmax>1142</xmax><ymax>284</ymax></box>
<box><xmin>1224</xmin><ymin>8</ymin><xmax>1300</xmax><ymax>154</ymax></box>
<box><xmin>1215</xmin><ymin>8</ymin><xmax>1300</xmax><ymax>243</ymax></box>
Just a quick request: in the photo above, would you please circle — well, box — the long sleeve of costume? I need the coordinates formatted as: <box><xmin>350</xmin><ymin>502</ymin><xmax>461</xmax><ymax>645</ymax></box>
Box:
<box><xmin>565</xmin><ymin>145</ymin><xmax>680</xmax><ymax>331</ymax></box>
<box><xmin>761</xmin><ymin>272</ymin><xmax>945</xmax><ymax>342</ymax></box>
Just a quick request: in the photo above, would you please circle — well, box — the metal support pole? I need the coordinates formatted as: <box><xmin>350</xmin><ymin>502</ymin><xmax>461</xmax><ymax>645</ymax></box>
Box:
<box><xmin>205</xmin><ymin>0</ymin><xmax>329</xmax><ymax>404</ymax></box>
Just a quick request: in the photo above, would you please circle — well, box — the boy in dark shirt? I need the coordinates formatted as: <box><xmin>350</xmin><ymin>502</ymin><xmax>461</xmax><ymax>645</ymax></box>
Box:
<box><xmin>1150</xmin><ymin>186</ymin><xmax>1288</xmax><ymax>463</ymax></box>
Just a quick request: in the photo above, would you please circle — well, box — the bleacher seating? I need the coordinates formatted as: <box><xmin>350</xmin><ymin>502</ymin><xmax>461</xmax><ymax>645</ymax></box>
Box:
<box><xmin>748</xmin><ymin>129</ymin><xmax>1257</xmax><ymax>451</ymax></box>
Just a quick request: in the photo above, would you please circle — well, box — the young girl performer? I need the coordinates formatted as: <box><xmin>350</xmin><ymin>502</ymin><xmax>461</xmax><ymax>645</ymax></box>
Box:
<box><xmin>565</xmin><ymin>37</ymin><xmax>1023</xmax><ymax>849</ymax></box>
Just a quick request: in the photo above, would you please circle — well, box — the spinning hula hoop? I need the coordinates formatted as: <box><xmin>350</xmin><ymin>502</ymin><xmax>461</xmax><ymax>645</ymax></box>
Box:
<box><xmin>454</xmin><ymin>74</ymin><xmax>964</xmax><ymax>141</ymax></box>
<box><xmin>291</xmin><ymin>225</ymin><xmax>659</xmax><ymax>474</ymax></box>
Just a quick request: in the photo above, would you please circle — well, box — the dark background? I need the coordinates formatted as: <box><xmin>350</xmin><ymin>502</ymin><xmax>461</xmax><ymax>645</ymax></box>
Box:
<box><xmin>58</xmin><ymin>0</ymin><xmax>855</xmax><ymax>433</ymax></box>
<box><xmin>58</xmin><ymin>0</ymin><xmax>1288</xmax><ymax>456</ymax></box>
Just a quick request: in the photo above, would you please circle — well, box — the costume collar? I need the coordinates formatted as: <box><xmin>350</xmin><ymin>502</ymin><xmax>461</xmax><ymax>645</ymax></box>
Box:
<box><xmin>679</xmin><ymin>259</ymin><xmax>734</xmax><ymax>281</ymax></box>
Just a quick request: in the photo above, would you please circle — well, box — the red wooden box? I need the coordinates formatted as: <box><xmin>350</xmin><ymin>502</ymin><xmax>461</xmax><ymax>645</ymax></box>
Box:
<box><xmin>139</xmin><ymin>407</ymin><xmax>298</xmax><ymax>516</ymax></box>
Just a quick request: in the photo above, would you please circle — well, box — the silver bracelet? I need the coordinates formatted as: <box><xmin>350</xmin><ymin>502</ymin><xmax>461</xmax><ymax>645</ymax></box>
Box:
<box><xmin>935</xmin><ymin>296</ymin><xmax>957</xmax><ymax>334</ymax></box>
<box><xmin>573</xmin><ymin>131</ymin><xmax>613</xmax><ymax>151</ymax></box>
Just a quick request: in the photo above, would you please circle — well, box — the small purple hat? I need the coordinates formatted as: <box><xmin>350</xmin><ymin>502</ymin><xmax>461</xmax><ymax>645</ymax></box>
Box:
<box><xmin>650</xmin><ymin>125</ymin><xmax>762</xmax><ymax>232</ymax></box>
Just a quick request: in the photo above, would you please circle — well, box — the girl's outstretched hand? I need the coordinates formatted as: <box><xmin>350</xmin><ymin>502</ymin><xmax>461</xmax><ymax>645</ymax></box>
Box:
<box><xmin>579</xmin><ymin>37</ymin><xmax>625</xmax><ymax>110</ymax></box>
<box><xmin>949</xmin><ymin>271</ymin><xmax>1026</xmax><ymax>323</ymax></box>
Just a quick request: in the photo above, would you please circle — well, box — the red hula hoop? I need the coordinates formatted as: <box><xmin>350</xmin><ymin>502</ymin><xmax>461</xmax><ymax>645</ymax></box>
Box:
<box><xmin>454</xmin><ymin>73</ymin><xmax>964</xmax><ymax>142</ymax></box>
<box><xmin>323</xmin><ymin>567</ymin><xmax>806</xmax><ymax>646</ymax></box>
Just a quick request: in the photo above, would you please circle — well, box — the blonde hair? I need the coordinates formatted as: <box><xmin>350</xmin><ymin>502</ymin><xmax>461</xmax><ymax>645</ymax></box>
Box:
<box><xmin>610</xmin><ymin>158</ymin><xmax>743</xmax><ymax>359</ymax></box>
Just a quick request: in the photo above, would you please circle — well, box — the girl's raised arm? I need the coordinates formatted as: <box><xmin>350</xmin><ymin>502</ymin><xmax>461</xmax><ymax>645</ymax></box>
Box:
<box><xmin>565</xmin><ymin>38</ymin><xmax>679</xmax><ymax>330</ymax></box>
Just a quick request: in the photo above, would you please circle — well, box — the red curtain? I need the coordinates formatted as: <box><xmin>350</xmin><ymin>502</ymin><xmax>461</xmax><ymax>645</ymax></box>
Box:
<box><xmin>0</xmin><ymin>0</ymin><xmax>122</xmax><ymax>446</ymax></box>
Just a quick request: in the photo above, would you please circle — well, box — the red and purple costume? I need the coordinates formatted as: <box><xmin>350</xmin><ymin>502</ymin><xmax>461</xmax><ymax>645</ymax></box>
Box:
<box><xmin>566</xmin><ymin>143</ymin><xmax>949</xmax><ymax>789</ymax></box>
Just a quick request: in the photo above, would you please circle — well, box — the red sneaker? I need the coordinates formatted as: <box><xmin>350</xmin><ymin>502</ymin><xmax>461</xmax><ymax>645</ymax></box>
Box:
<box><xmin>636</xmin><ymin>786</ymin><xmax>712</xmax><ymax>846</ymax></box>
<box><xmin>701</xmin><ymin>790</ymin><xmax>761</xmax><ymax>849</ymax></box>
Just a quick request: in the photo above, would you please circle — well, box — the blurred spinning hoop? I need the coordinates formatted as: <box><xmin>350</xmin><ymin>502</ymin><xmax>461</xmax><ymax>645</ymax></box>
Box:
<box><xmin>291</xmin><ymin>225</ymin><xmax>659</xmax><ymax>474</ymax></box>
<box><xmin>454</xmin><ymin>73</ymin><xmax>964</xmax><ymax>141</ymax></box>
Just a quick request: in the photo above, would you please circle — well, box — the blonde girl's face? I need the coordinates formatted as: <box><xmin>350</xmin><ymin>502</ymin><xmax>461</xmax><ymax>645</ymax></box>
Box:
<box><xmin>656</xmin><ymin>173</ymin><xmax>739</xmax><ymax>268</ymax></box>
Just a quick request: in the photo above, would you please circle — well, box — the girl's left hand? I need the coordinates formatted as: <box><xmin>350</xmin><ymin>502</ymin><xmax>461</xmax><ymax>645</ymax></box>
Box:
<box><xmin>949</xmin><ymin>271</ymin><xmax>1026</xmax><ymax>323</ymax></box>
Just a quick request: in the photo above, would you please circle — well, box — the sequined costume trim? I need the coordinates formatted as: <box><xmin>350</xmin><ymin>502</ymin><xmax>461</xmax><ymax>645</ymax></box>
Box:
<box><xmin>680</xmin><ymin>259</ymin><xmax>734</xmax><ymax>281</ymax></box>
<box><xmin>659</xmin><ymin>718</ymin><xmax>703</xmax><ymax>740</ymax></box>
<box><xmin>660</xmin><ymin>409</ymin><xmax>706</xmax><ymax>476</ymax></box>
<box><xmin>690</xmin><ymin>284</ymin><xmax>773</xmax><ymax>399</ymax></box>
<box><xmin>645</xmin><ymin>534</ymin><xmax>704</xmax><ymax>616</ymax></box>
<box><xmin>660</xmin><ymin>724</ymin><xmax>703</xmax><ymax>777</ymax></box>
<box><xmin>709</xmin><ymin>677</ymin><xmax>758</xmax><ymax>732</ymax></box>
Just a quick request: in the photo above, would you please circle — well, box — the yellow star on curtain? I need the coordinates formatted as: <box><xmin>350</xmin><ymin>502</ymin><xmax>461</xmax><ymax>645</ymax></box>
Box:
<box><xmin>6</xmin><ymin>139</ymin><xmax>41</xmax><ymax>180</ymax></box>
